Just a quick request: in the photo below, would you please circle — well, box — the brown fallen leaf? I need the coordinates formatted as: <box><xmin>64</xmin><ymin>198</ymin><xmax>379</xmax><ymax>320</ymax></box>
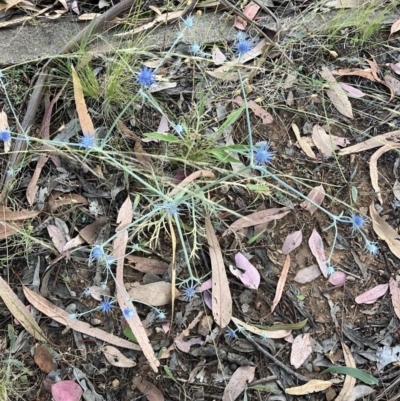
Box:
<box><xmin>113</xmin><ymin>196</ymin><xmax>160</xmax><ymax>371</ymax></box>
<box><xmin>308</xmin><ymin>229</ymin><xmax>328</xmax><ymax>278</ymax></box>
<box><xmin>48</xmin><ymin>193</ymin><xmax>88</xmax><ymax>213</ymax></box>
<box><xmin>132</xmin><ymin>377</ymin><xmax>164</xmax><ymax>401</ymax></box>
<box><xmin>23</xmin><ymin>286</ymin><xmax>140</xmax><ymax>350</ymax></box>
<box><xmin>47</xmin><ymin>225</ymin><xmax>67</xmax><ymax>253</ymax></box>
<box><xmin>34</xmin><ymin>345</ymin><xmax>57</xmax><ymax>373</ymax></box>
<box><xmin>233</xmin><ymin>96</ymin><xmax>273</xmax><ymax>124</ymax></box>
<box><xmin>355</xmin><ymin>283</ymin><xmax>389</xmax><ymax>304</ymax></box>
<box><xmin>389</xmin><ymin>276</ymin><xmax>400</xmax><ymax>320</ymax></box>
<box><xmin>205</xmin><ymin>215</ymin><xmax>232</xmax><ymax>329</ymax></box>
<box><xmin>391</xmin><ymin>17</ymin><xmax>400</xmax><ymax>35</ymax></box>
<box><xmin>125</xmin><ymin>255</ymin><xmax>168</xmax><ymax>275</ymax></box>
<box><xmin>0</xmin><ymin>111</ymin><xmax>11</xmax><ymax>153</ymax></box>
<box><xmin>0</xmin><ymin>277</ymin><xmax>48</xmax><ymax>343</ymax></box>
<box><xmin>174</xmin><ymin>336</ymin><xmax>204</xmax><ymax>353</ymax></box>
<box><xmin>0</xmin><ymin>221</ymin><xmax>22</xmax><ymax>239</ymax></box>
<box><xmin>267</xmin><ymin>254</ymin><xmax>290</xmax><ymax>317</ymax></box>
<box><xmin>320</xmin><ymin>67</ymin><xmax>353</xmax><ymax>119</ymax></box>
<box><xmin>384</xmin><ymin>75</ymin><xmax>400</xmax><ymax>95</ymax></box>
<box><xmin>0</xmin><ymin>206</ymin><xmax>41</xmax><ymax>221</ymax></box>
<box><xmin>292</xmin><ymin>123</ymin><xmax>316</xmax><ymax>159</ymax></box>
<box><xmin>71</xmin><ymin>64</ymin><xmax>95</xmax><ymax>135</ymax></box>
<box><xmin>231</xmin><ymin>317</ymin><xmax>291</xmax><ymax>339</ymax></box>
<box><xmin>300</xmin><ymin>184</ymin><xmax>325</xmax><ymax>215</ymax></box>
<box><xmin>126</xmin><ymin>281</ymin><xmax>181</xmax><ymax>306</ymax></box>
<box><xmin>336</xmin><ymin>342</ymin><xmax>356</xmax><ymax>401</ymax></box>
<box><xmin>370</xmin><ymin>202</ymin><xmax>400</xmax><ymax>259</ymax></box>
<box><xmin>338</xmin><ymin>129</ymin><xmax>400</xmax><ymax>156</ymax></box>
<box><xmin>78</xmin><ymin>216</ymin><xmax>109</xmax><ymax>245</ymax></box>
<box><xmin>285</xmin><ymin>380</ymin><xmax>333</xmax><ymax>395</ymax></box>
<box><xmin>222</xmin><ymin>366</ymin><xmax>255</xmax><ymax>401</ymax></box>
<box><xmin>103</xmin><ymin>346</ymin><xmax>136</xmax><ymax>368</ymax></box>
<box><xmin>312</xmin><ymin>125</ymin><xmax>336</xmax><ymax>157</ymax></box>
<box><xmin>393</xmin><ymin>180</ymin><xmax>400</xmax><ymax>202</ymax></box>
<box><xmin>169</xmin><ymin>170</ymin><xmax>215</xmax><ymax>197</ymax></box>
<box><xmin>223</xmin><ymin>207</ymin><xmax>291</xmax><ymax>236</ymax></box>
<box><xmin>339</xmin><ymin>83</ymin><xmax>365</xmax><ymax>98</ymax></box>
<box><xmin>294</xmin><ymin>265</ymin><xmax>321</xmax><ymax>283</ymax></box>
<box><xmin>234</xmin><ymin>1</ymin><xmax>259</xmax><ymax>29</ymax></box>
<box><xmin>26</xmin><ymin>155</ymin><xmax>49</xmax><ymax>206</ymax></box>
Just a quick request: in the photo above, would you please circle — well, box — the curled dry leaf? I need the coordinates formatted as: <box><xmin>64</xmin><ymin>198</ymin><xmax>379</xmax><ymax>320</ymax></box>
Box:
<box><xmin>222</xmin><ymin>366</ymin><xmax>255</xmax><ymax>401</ymax></box>
<box><xmin>355</xmin><ymin>283</ymin><xmax>389</xmax><ymax>304</ymax></box>
<box><xmin>132</xmin><ymin>377</ymin><xmax>164</xmax><ymax>401</ymax></box>
<box><xmin>370</xmin><ymin>144</ymin><xmax>400</xmax><ymax>204</ymax></box>
<box><xmin>125</xmin><ymin>281</ymin><xmax>181</xmax><ymax>306</ymax></box>
<box><xmin>336</xmin><ymin>342</ymin><xmax>356</xmax><ymax>401</ymax></box>
<box><xmin>370</xmin><ymin>203</ymin><xmax>400</xmax><ymax>259</ymax></box>
<box><xmin>300</xmin><ymin>185</ymin><xmax>325</xmax><ymax>215</ymax></box>
<box><xmin>103</xmin><ymin>346</ymin><xmax>136</xmax><ymax>368</ymax></box>
<box><xmin>282</xmin><ymin>230</ymin><xmax>303</xmax><ymax>255</ymax></box>
<box><xmin>223</xmin><ymin>207</ymin><xmax>291</xmax><ymax>236</ymax></box>
<box><xmin>308</xmin><ymin>229</ymin><xmax>328</xmax><ymax>277</ymax></box>
<box><xmin>294</xmin><ymin>265</ymin><xmax>321</xmax><ymax>283</ymax></box>
<box><xmin>292</xmin><ymin>123</ymin><xmax>316</xmax><ymax>159</ymax></box>
<box><xmin>205</xmin><ymin>215</ymin><xmax>232</xmax><ymax>329</ymax></box>
<box><xmin>338</xmin><ymin>129</ymin><xmax>400</xmax><ymax>156</ymax></box>
<box><xmin>34</xmin><ymin>345</ymin><xmax>57</xmax><ymax>373</ymax></box>
<box><xmin>389</xmin><ymin>276</ymin><xmax>400</xmax><ymax>320</ymax></box>
<box><xmin>290</xmin><ymin>333</ymin><xmax>312</xmax><ymax>369</ymax></box>
<box><xmin>23</xmin><ymin>286</ymin><xmax>140</xmax><ymax>350</ymax></box>
<box><xmin>231</xmin><ymin>317</ymin><xmax>291</xmax><ymax>339</ymax></box>
<box><xmin>232</xmin><ymin>96</ymin><xmax>273</xmax><ymax>124</ymax></box>
<box><xmin>232</xmin><ymin>253</ymin><xmax>260</xmax><ymax>290</ymax></box>
<box><xmin>174</xmin><ymin>337</ymin><xmax>204</xmax><ymax>353</ymax></box>
<box><xmin>285</xmin><ymin>380</ymin><xmax>332</xmax><ymax>395</ymax></box>
<box><xmin>0</xmin><ymin>277</ymin><xmax>48</xmax><ymax>343</ymax></box>
<box><xmin>320</xmin><ymin>67</ymin><xmax>353</xmax><ymax>119</ymax></box>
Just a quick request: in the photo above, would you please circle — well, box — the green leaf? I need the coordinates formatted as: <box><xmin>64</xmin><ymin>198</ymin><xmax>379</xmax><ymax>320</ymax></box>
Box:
<box><xmin>254</xmin><ymin>319</ymin><xmax>308</xmax><ymax>331</ymax></box>
<box><xmin>248</xmin><ymin>385</ymin><xmax>275</xmax><ymax>392</ymax></box>
<box><xmin>123</xmin><ymin>326</ymin><xmax>138</xmax><ymax>343</ymax></box>
<box><xmin>321</xmin><ymin>367</ymin><xmax>378</xmax><ymax>385</ymax></box>
<box><xmin>7</xmin><ymin>324</ymin><xmax>15</xmax><ymax>350</ymax></box>
<box><xmin>297</xmin><ymin>294</ymin><xmax>305</xmax><ymax>301</ymax></box>
<box><xmin>206</xmin><ymin>149</ymin><xmax>240</xmax><ymax>163</ymax></box>
<box><xmin>142</xmin><ymin>132</ymin><xmax>181</xmax><ymax>142</ymax></box>
<box><xmin>163</xmin><ymin>365</ymin><xmax>179</xmax><ymax>384</ymax></box>
<box><xmin>214</xmin><ymin>107</ymin><xmax>245</xmax><ymax>137</ymax></box>
<box><xmin>246</xmin><ymin>184</ymin><xmax>270</xmax><ymax>192</ymax></box>
<box><xmin>351</xmin><ymin>186</ymin><xmax>358</xmax><ymax>203</ymax></box>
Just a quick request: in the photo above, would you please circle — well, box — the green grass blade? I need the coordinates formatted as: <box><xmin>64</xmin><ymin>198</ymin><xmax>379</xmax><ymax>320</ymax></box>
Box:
<box><xmin>321</xmin><ymin>367</ymin><xmax>378</xmax><ymax>385</ymax></box>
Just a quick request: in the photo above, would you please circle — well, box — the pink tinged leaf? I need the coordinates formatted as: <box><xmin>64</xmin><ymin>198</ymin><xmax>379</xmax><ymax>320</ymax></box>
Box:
<box><xmin>391</xmin><ymin>62</ymin><xmax>400</xmax><ymax>75</ymax></box>
<box><xmin>162</xmin><ymin>322</ymin><xmax>170</xmax><ymax>333</ymax></box>
<box><xmin>47</xmin><ymin>225</ymin><xmax>67</xmax><ymax>253</ymax></box>
<box><xmin>300</xmin><ymin>185</ymin><xmax>325</xmax><ymax>215</ymax></box>
<box><xmin>174</xmin><ymin>337</ymin><xmax>204</xmax><ymax>353</ymax></box>
<box><xmin>350</xmin><ymin>385</ymin><xmax>375</xmax><ymax>401</ymax></box>
<box><xmin>202</xmin><ymin>291</ymin><xmax>212</xmax><ymax>309</ymax></box>
<box><xmin>71</xmin><ymin>0</ymin><xmax>79</xmax><ymax>14</ymax></box>
<box><xmin>393</xmin><ymin>180</ymin><xmax>400</xmax><ymax>201</ymax></box>
<box><xmin>212</xmin><ymin>46</ymin><xmax>226</xmax><ymax>65</ymax></box>
<box><xmin>339</xmin><ymin>83</ymin><xmax>365</xmax><ymax>98</ymax></box>
<box><xmin>234</xmin><ymin>2</ymin><xmax>260</xmax><ymax>29</ymax></box>
<box><xmin>197</xmin><ymin>278</ymin><xmax>212</xmax><ymax>292</ymax></box>
<box><xmin>52</xmin><ymin>381</ymin><xmax>83</xmax><ymax>401</ymax></box>
<box><xmin>233</xmin><ymin>253</ymin><xmax>260</xmax><ymax>290</ymax></box>
<box><xmin>389</xmin><ymin>276</ymin><xmax>400</xmax><ymax>319</ymax></box>
<box><xmin>232</xmin><ymin>96</ymin><xmax>273</xmax><ymax>124</ymax></box>
<box><xmin>390</xmin><ymin>17</ymin><xmax>400</xmax><ymax>34</ymax></box>
<box><xmin>285</xmin><ymin>333</ymin><xmax>294</xmax><ymax>343</ymax></box>
<box><xmin>329</xmin><ymin>271</ymin><xmax>346</xmax><ymax>287</ymax></box>
<box><xmin>294</xmin><ymin>265</ymin><xmax>321</xmax><ymax>283</ymax></box>
<box><xmin>87</xmin><ymin>285</ymin><xmax>110</xmax><ymax>301</ymax></box>
<box><xmin>308</xmin><ymin>229</ymin><xmax>328</xmax><ymax>278</ymax></box>
<box><xmin>384</xmin><ymin>75</ymin><xmax>400</xmax><ymax>95</ymax></box>
<box><xmin>290</xmin><ymin>333</ymin><xmax>312</xmax><ymax>369</ymax></box>
<box><xmin>269</xmin><ymin>254</ymin><xmax>291</xmax><ymax>315</ymax></box>
<box><xmin>222</xmin><ymin>366</ymin><xmax>255</xmax><ymax>401</ymax></box>
<box><xmin>312</xmin><ymin>125</ymin><xmax>335</xmax><ymax>158</ymax></box>
<box><xmin>157</xmin><ymin>115</ymin><xmax>169</xmax><ymax>133</ymax></box>
<box><xmin>355</xmin><ymin>283</ymin><xmax>389</xmax><ymax>304</ymax></box>
<box><xmin>282</xmin><ymin>230</ymin><xmax>303</xmax><ymax>255</ymax></box>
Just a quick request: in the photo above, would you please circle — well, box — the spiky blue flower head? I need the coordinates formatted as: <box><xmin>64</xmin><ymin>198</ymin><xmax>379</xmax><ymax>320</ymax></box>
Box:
<box><xmin>235</xmin><ymin>38</ymin><xmax>253</xmax><ymax>58</ymax></box>
<box><xmin>253</xmin><ymin>141</ymin><xmax>274</xmax><ymax>165</ymax></box>
<box><xmin>83</xmin><ymin>288</ymin><xmax>92</xmax><ymax>297</ymax></box>
<box><xmin>0</xmin><ymin>70</ymin><xmax>5</xmax><ymax>79</ymax></box>
<box><xmin>137</xmin><ymin>66</ymin><xmax>155</xmax><ymax>87</ymax></box>
<box><xmin>235</xmin><ymin>31</ymin><xmax>247</xmax><ymax>41</ymax></box>
<box><xmin>365</xmin><ymin>241</ymin><xmax>379</xmax><ymax>255</ymax></box>
<box><xmin>91</xmin><ymin>245</ymin><xmax>105</xmax><ymax>261</ymax></box>
<box><xmin>0</xmin><ymin>130</ymin><xmax>11</xmax><ymax>142</ymax></box>
<box><xmin>174</xmin><ymin>123</ymin><xmax>185</xmax><ymax>135</ymax></box>
<box><xmin>189</xmin><ymin>43</ymin><xmax>201</xmax><ymax>55</ymax></box>
<box><xmin>79</xmin><ymin>134</ymin><xmax>95</xmax><ymax>149</ymax></box>
<box><xmin>69</xmin><ymin>313</ymin><xmax>78</xmax><ymax>320</ymax></box>
<box><xmin>98</xmin><ymin>298</ymin><xmax>113</xmax><ymax>314</ymax></box>
<box><xmin>122</xmin><ymin>307</ymin><xmax>136</xmax><ymax>320</ymax></box>
<box><xmin>350</xmin><ymin>214</ymin><xmax>366</xmax><ymax>233</ymax></box>
<box><xmin>155</xmin><ymin>309</ymin><xmax>167</xmax><ymax>320</ymax></box>
<box><xmin>326</xmin><ymin>264</ymin><xmax>335</xmax><ymax>276</ymax></box>
<box><xmin>155</xmin><ymin>201</ymin><xmax>180</xmax><ymax>217</ymax></box>
<box><xmin>183</xmin><ymin>285</ymin><xmax>197</xmax><ymax>302</ymax></box>
<box><xmin>182</xmin><ymin>15</ymin><xmax>195</xmax><ymax>29</ymax></box>
<box><xmin>226</xmin><ymin>327</ymin><xmax>238</xmax><ymax>339</ymax></box>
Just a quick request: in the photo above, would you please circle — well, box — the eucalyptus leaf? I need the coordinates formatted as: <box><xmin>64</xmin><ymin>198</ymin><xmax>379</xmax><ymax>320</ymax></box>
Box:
<box><xmin>321</xmin><ymin>367</ymin><xmax>378</xmax><ymax>385</ymax></box>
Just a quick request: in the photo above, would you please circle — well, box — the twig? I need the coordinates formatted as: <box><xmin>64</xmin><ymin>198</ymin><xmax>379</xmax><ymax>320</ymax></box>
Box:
<box><xmin>245</xmin><ymin>335</ymin><xmax>309</xmax><ymax>383</ymax></box>
<box><xmin>0</xmin><ymin>0</ymin><xmax>136</xmax><ymax>203</ymax></box>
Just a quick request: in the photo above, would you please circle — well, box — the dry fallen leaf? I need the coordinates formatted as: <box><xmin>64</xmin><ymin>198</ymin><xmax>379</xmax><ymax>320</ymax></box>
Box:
<box><xmin>285</xmin><ymin>380</ymin><xmax>333</xmax><ymax>395</ymax></box>
<box><xmin>390</xmin><ymin>17</ymin><xmax>400</xmax><ymax>34</ymax></box>
<box><xmin>294</xmin><ymin>265</ymin><xmax>321</xmax><ymax>283</ymax></box>
<box><xmin>308</xmin><ymin>229</ymin><xmax>328</xmax><ymax>278</ymax></box>
<box><xmin>26</xmin><ymin>155</ymin><xmax>49</xmax><ymax>206</ymax></box>
<box><xmin>169</xmin><ymin>170</ymin><xmax>215</xmax><ymax>197</ymax></box>
<box><xmin>231</xmin><ymin>317</ymin><xmax>291</xmax><ymax>339</ymax></box>
<box><xmin>339</xmin><ymin>83</ymin><xmax>365</xmax><ymax>98</ymax></box>
<box><xmin>126</xmin><ymin>281</ymin><xmax>181</xmax><ymax>306</ymax></box>
<box><xmin>292</xmin><ymin>123</ymin><xmax>316</xmax><ymax>159</ymax></box>
<box><xmin>223</xmin><ymin>207</ymin><xmax>291</xmax><ymax>235</ymax></box>
<box><xmin>125</xmin><ymin>255</ymin><xmax>168</xmax><ymax>275</ymax></box>
<box><xmin>355</xmin><ymin>283</ymin><xmax>389</xmax><ymax>304</ymax></box>
<box><xmin>312</xmin><ymin>125</ymin><xmax>336</xmax><ymax>157</ymax></box>
<box><xmin>290</xmin><ymin>333</ymin><xmax>312</xmax><ymax>369</ymax></box>
<box><xmin>233</xmin><ymin>96</ymin><xmax>273</xmax><ymax>124</ymax></box>
<box><xmin>384</xmin><ymin>75</ymin><xmax>400</xmax><ymax>95</ymax></box>
<box><xmin>234</xmin><ymin>2</ymin><xmax>259</xmax><ymax>29</ymax></box>
<box><xmin>103</xmin><ymin>346</ymin><xmax>136</xmax><ymax>368</ymax></box>
<box><xmin>370</xmin><ymin>203</ymin><xmax>400</xmax><ymax>259</ymax></box>
<box><xmin>205</xmin><ymin>215</ymin><xmax>232</xmax><ymax>329</ymax></box>
<box><xmin>336</xmin><ymin>342</ymin><xmax>356</xmax><ymax>401</ymax></box>
<box><xmin>232</xmin><ymin>253</ymin><xmax>260</xmax><ymax>290</ymax></box>
<box><xmin>393</xmin><ymin>180</ymin><xmax>400</xmax><ymax>202</ymax></box>
<box><xmin>282</xmin><ymin>230</ymin><xmax>303</xmax><ymax>255</ymax></box>
<box><xmin>300</xmin><ymin>185</ymin><xmax>325</xmax><ymax>215</ymax></box>
<box><xmin>174</xmin><ymin>337</ymin><xmax>204</xmax><ymax>353</ymax></box>
<box><xmin>52</xmin><ymin>381</ymin><xmax>83</xmax><ymax>401</ymax></box>
<box><xmin>268</xmin><ymin>254</ymin><xmax>291</xmax><ymax>316</ymax></box>
<box><xmin>132</xmin><ymin>377</ymin><xmax>164</xmax><ymax>401</ymax></box>
<box><xmin>389</xmin><ymin>276</ymin><xmax>400</xmax><ymax>320</ymax></box>
<box><xmin>34</xmin><ymin>345</ymin><xmax>57</xmax><ymax>373</ymax></box>
<box><xmin>0</xmin><ymin>277</ymin><xmax>48</xmax><ymax>342</ymax></box>
<box><xmin>320</xmin><ymin>67</ymin><xmax>353</xmax><ymax>119</ymax></box>
<box><xmin>222</xmin><ymin>366</ymin><xmax>255</xmax><ymax>401</ymax></box>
